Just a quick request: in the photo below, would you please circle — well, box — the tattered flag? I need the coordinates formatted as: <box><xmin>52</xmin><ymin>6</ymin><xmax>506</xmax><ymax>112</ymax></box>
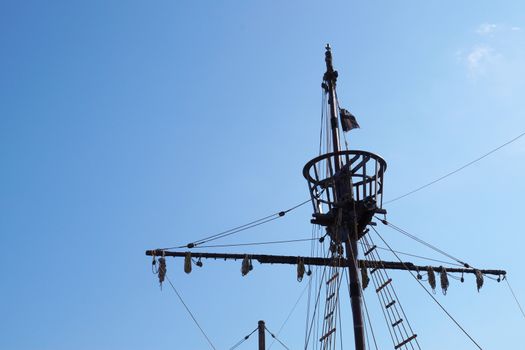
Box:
<box><xmin>340</xmin><ymin>108</ymin><xmax>360</xmax><ymax>132</ymax></box>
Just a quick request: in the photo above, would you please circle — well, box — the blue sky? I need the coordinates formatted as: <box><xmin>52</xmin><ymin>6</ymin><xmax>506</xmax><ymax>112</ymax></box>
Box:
<box><xmin>1</xmin><ymin>1</ymin><xmax>525</xmax><ymax>349</ymax></box>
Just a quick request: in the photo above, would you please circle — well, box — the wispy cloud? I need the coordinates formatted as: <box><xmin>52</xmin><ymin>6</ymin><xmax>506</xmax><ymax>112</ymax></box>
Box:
<box><xmin>466</xmin><ymin>45</ymin><xmax>494</xmax><ymax>73</ymax></box>
<box><xmin>458</xmin><ymin>23</ymin><xmax>523</xmax><ymax>77</ymax></box>
<box><xmin>476</xmin><ymin>23</ymin><xmax>497</xmax><ymax>35</ymax></box>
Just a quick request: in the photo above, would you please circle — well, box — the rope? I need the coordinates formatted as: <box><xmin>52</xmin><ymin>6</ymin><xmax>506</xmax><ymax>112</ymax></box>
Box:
<box><xmin>189</xmin><ymin>237</ymin><xmax>317</xmax><ymax>249</ymax></box>
<box><xmin>304</xmin><ymin>225</ymin><xmax>322</xmax><ymax>350</ymax></box>
<box><xmin>268</xmin><ymin>279</ymin><xmax>311</xmax><ymax>350</ymax></box>
<box><xmin>159</xmin><ymin>199</ymin><xmax>312</xmax><ymax>250</ymax></box>
<box><xmin>371</xmin><ymin>226</ymin><xmax>484</xmax><ymax>350</ymax></box>
<box><xmin>228</xmin><ymin>327</ymin><xmax>258</xmax><ymax>350</ymax></box>
<box><xmin>164</xmin><ymin>275</ymin><xmax>218</xmax><ymax>350</ymax></box>
<box><xmin>373</xmin><ymin>245</ymin><xmax>464</xmax><ymax>267</ymax></box>
<box><xmin>265</xmin><ymin>326</ymin><xmax>291</xmax><ymax>350</ymax></box>
<box><xmin>360</xmin><ymin>240</ymin><xmax>399</xmax><ymax>347</ymax></box>
<box><xmin>384</xmin><ymin>130</ymin><xmax>525</xmax><ymax>204</ymax></box>
<box><xmin>360</xmin><ymin>235</ymin><xmax>418</xmax><ymax>349</ymax></box>
<box><xmin>304</xmin><ymin>261</ymin><xmax>328</xmax><ymax>349</ymax></box>
<box><xmin>319</xmin><ymin>88</ymin><xmax>326</xmax><ymax>156</ymax></box>
<box><xmin>379</xmin><ymin>218</ymin><xmax>469</xmax><ymax>267</ymax></box>
<box><xmin>504</xmin><ymin>277</ymin><xmax>525</xmax><ymax>321</ymax></box>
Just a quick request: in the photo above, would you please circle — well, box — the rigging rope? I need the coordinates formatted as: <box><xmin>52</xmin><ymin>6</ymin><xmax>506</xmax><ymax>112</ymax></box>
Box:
<box><xmin>228</xmin><ymin>327</ymin><xmax>258</xmax><ymax>350</ymax></box>
<box><xmin>268</xmin><ymin>279</ymin><xmax>311</xmax><ymax>350</ymax></box>
<box><xmin>371</xmin><ymin>226</ymin><xmax>484</xmax><ymax>350</ymax></box>
<box><xmin>188</xmin><ymin>237</ymin><xmax>317</xmax><ymax>249</ymax></box>
<box><xmin>374</xmin><ymin>245</ymin><xmax>464</xmax><ymax>267</ymax></box>
<box><xmin>164</xmin><ymin>275</ymin><xmax>218</xmax><ymax>350</ymax></box>
<box><xmin>504</xmin><ymin>277</ymin><xmax>525</xmax><ymax>321</ymax></box>
<box><xmin>304</xmin><ymin>259</ymin><xmax>328</xmax><ymax>350</ymax></box>
<box><xmin>378</xmin><ymin>218</ymin><xmax>470</xmax><ymax>267</ymax></box>
<box><xmin>159</xmin><ymin>199</ymin><xmax>312</xmax><ymax>251</ymax></box>
<box><xmin>265</xmin><ymin>326</ymin><xmax>291</xmax><ymax>350</ymax></box>
<box><xmin>360</xmin><ymin>235</ymin><xmax>420</xmax><ymax>349</ymax></box>
<box><xmin>384</xmin><ymin>131</ymin><xmax>525</xmax><ymax>204</ymax></box>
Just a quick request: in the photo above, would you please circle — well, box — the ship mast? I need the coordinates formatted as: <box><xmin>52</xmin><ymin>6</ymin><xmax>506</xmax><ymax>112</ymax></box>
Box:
<box><xmin>323</xmin><ymin>44</ymin><xmax>366</xmax><ymax>350</ymax></box>
<box><xmin>146</xmin><ymin>45</ymin><xmax>508</xmax><ymax>350</ymax></box>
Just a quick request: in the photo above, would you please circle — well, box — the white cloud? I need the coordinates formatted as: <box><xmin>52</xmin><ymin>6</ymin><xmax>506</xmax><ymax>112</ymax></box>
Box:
<box><xmin>458</xmin><ymin>23</ymin><xmax>524</xmax><ymax>78</ymax></box>
<box><xmin>467</xmin><ymin>45</ymin><xmax>493</xmax><ymax>70</ymax></box>
<box><xmin>477</xmin><ymin>23</ymin><xmax>497</xmax><ymax>35</ymax></box>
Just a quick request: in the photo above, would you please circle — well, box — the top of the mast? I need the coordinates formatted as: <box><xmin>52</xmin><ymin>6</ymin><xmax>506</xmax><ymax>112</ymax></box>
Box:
<box><xmin>323</xmin><ymin>44</ymin><xmax>338</xmax><ymax>85</ymax></box>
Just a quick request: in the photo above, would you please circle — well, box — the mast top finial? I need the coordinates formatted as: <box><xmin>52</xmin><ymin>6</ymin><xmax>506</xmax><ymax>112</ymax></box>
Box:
<box><xmin>324</xmin><ymin>44</ymin><xmax>335</xmax><ymax>79</ymax></box>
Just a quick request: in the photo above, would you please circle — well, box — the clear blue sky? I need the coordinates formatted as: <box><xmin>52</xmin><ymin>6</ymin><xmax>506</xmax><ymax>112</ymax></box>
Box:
<box><xmin>1</xmin><ymin>1</ymin><xmax>525</xmax><ymax>349</ymax></box>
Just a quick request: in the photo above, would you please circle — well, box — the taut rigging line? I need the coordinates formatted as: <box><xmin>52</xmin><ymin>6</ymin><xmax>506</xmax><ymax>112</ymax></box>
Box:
<box><xmin>385</xmin><ymin>130</ymin><xmax>525</xmax><ymax>205</ymax></box>
<box><xmin>228</xmin><ymin>327</ymin><xmax>259</xmax><ymax>350</ymax></box>
<box><xmin>158</xmin><ymin>198</ymin><xmax>312</xmax><ymax>251</ymax></box>
<box><xmin>377</xmin><ymin>217</ymin><xmax>470</xmax><ymax>268</ymax></box>
<box><xmin>370</xmin><ymin>226</ymin><xmax>484</xmax><ymax>350</ymax></box>
<box><xmin>163</xmin><ymin>274</ymin><xmax>218</xmax><ymax>350</ymax></box>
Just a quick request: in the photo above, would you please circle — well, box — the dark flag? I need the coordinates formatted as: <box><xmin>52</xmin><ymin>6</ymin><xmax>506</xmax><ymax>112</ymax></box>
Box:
<box><xmin>340</xmin><ymin>108</ymin><xmax>360</xmax><ymax>132</ymax></box>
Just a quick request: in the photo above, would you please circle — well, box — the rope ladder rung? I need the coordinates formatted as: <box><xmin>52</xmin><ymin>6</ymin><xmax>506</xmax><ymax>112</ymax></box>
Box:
<box><xmin>392</xmin><ymin>319</ymin><xmax>403</xmax><ymax>327</ymax></box>
<box><xmin>385</xmin><ymin>300</ymin><xmax>396</xmax><ymax>309</ymax></box>
<box><xmin>326</xmin><ymin>272</ymin><xmax>339</xmax><ymax>285</ymax></box>
<box><xmin>376</xmin><ymin>278</ymin><xmax>392</xmax><ymax>293</ymax></box>
<box><xmin>319</xmin><ymin>328</ymin><xmax>336</xmax><ymax>342</ymax></box>
<box><xmin>394</xmin><ymin>334</ymin><xmax>417</xmax><ymax>349</ymax></box>
<box><xmin>326</xmin><ymin>292</ymin><xmax>336</xmax><ymax>301</ymax></box>
<box><xmin>324</xmin><ymin>311</ymin><xmax>334</xmax><ymax>320</ymax></box>
<box><xmin>364</xmin><ymin>245</ymin><xmax>377</xmax><ymax>256</ymax></box>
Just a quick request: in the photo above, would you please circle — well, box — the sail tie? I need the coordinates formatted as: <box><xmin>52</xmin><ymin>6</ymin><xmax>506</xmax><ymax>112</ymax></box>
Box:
<box><xmin>297</xmin><ymin>258</ymin><xmax>305</xmax><ymax>282</ymax></box>
<box><xmin>475</xmin><ymin>269</ymin><xmax>484</xmax><ymax>291</ymax></box>
<box><xmin>361</xmin><ymin>267</ymin><xmax>369</xmax><ymax>290</ymax></box>
<box><xmin>241</xmin><ymin>255</ymin><xmax>253</xmax><ymax>276</ymax></box>
<box><xmin>440</xmin><ymin>267</ymin><xmax>449</xmax><ymax>295</ymax></box>
<box><xmin>158</xmin><ymin>253</ymin><xmax>167</xmax><ymax>289</ymax></box>
<box><xmin>184</xmin><ymin>252</ymin><xmax>192</xmax><ymax>274</ymax></box>
<box><xmin>427</xmin><ymin>266</ymin><xmax>436</xmax><ymax>293</ymax></box>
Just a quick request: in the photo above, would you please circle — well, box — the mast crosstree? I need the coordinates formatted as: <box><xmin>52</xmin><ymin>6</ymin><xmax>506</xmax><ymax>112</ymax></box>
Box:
<box><xmin>146</xmin><ymin>45</ymin><xmax>507</xmax><ymax>350</ymax></box>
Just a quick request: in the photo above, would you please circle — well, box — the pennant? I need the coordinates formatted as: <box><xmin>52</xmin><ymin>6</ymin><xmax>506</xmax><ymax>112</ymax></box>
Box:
<box><xmin>340</xmin><ymin>108</ymin><xmax>360</xmax><ymax>132</ymax></box>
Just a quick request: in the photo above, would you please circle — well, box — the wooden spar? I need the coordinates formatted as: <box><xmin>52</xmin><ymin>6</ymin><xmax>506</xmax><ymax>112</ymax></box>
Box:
<box><xmin>258</xmin><ymin>320</ymin><xmax>265</xmax><ymax>350</ymax></box>
<box><xmin>144</xmin><ymin>250</ymin><xmax>506</xmax><ymax>276</ymax></box>
<box><xmin>324</xmin><ymin>44</ymin><xmax>366</xmax><ymax>350</ymax></box>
